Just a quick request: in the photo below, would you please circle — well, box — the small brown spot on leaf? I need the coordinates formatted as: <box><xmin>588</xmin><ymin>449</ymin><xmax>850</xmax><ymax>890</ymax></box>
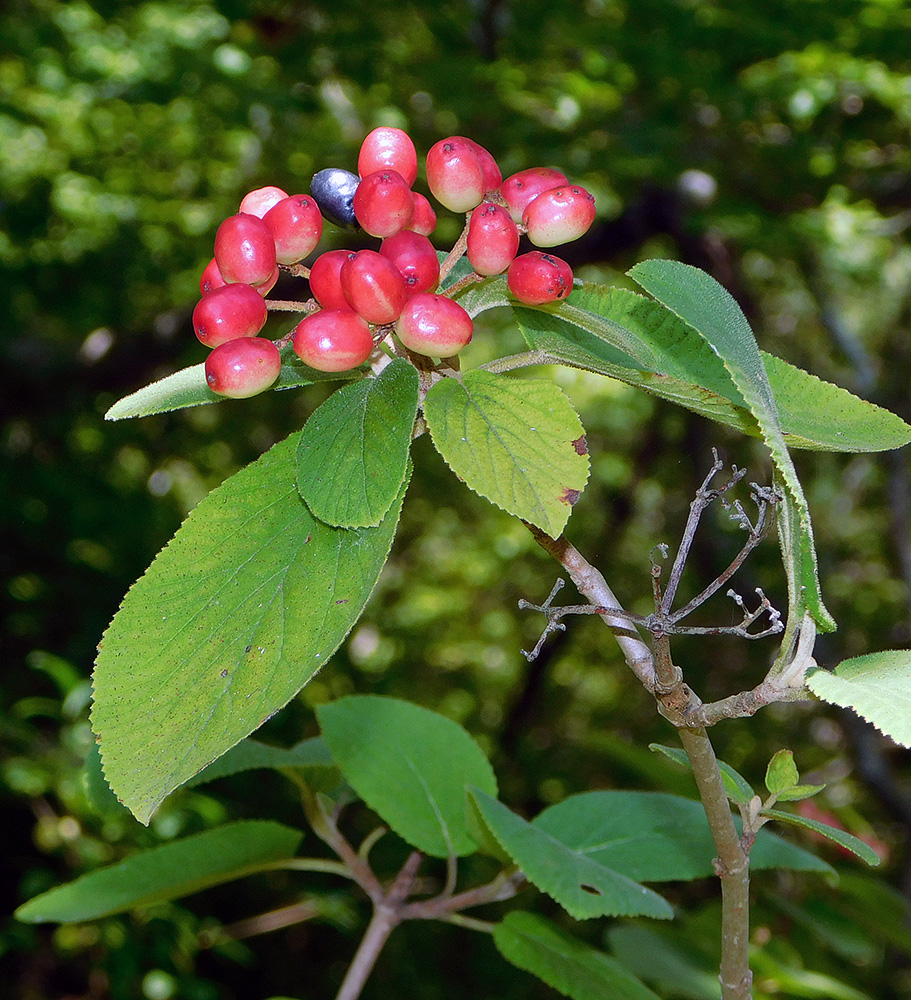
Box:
<box><xmin>560</xmin><ymin>488</ymin><xmax>581</xmax><ymax>505</ymax></box>
<box><xmin>580</xmin><ymin>883</ymin><xmax>603</xmax><ymax>895</ymax></box>
<box><xmin>335</xmin><ymin>599</ymin><xmax>349</xmax><ymax>605</ymax></box>
<box><xmin>572</xmin><ymin>435</ymin><xmax>588</xmax><ymax>455</ymax></box>
<box><xmin>305</xmin><ymin>532</ymin><xmax>312</xmax><ymax>544</ymax></box>
<box><xmin>221</xmin><ymin>669</ymin><xmax>229</xmax><ymax>678</ymax></box>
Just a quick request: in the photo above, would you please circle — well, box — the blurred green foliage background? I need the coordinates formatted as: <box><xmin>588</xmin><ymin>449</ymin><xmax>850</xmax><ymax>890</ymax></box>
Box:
<box><xmin>3</xmin><ymin>1</ymin><xmax>911</xmax><ymax>997</ymax></box>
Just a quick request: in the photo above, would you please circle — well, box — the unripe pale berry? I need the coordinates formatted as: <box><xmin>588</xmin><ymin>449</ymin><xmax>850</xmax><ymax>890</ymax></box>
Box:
<box><xmin>466</xmin><ymin>203</ymin><xmax>519</xmax><ymax>276</ymax></box>
<box><xmin>464</xmin><ymin>139</ymin><xmax>502</xmax><ymax>192</ymax></box>
<box><xmin>426</xmin><ymin>136</ymin><xmax>485</xmax><ymax>213</ymax></box>
<box><xmin>200</xmin><ymin>257</ymin><xmax>227</xmax><ymax>296</ymax></box>
<box><xmin>193</xmin><ymin>283</ymin><xmax>268</xmax><ymax>348</ymax></box>
<box><xmin>507</xmin><ymin>252</ymin><xmax>574</xmax><ymax>305</ymax></box>
<box><xmin>239</xmin><ymin>185</ymin><xmax>288</xmax><ymax>219</ymax></box>
<box><xmin>380</xmin><ymin>231</ymin><xmax>440</xmax><ymax>295</ymax></box>
<box><xmin>309</xmin><ymin>249</ymin><xmax>356</xmax><ymax>310</ymax></box>
<box><xmin>293</xmin><ymin>309</ymin><xmax>373</xmax><ymax>372</ymax></box>
<box><xmin>310</xmin><ymin>168</ymin><xmax>360</xmax><ymax>229</ymax></box>
<box><xmin>395</xmin><ymin>293</ymin><xmax>473</xmax><ymax>358</ymax></box>
<box><xmin>358</xmin><ymin>127</ymin><xmax>418</xmax><ymax>187</ymax></box>
<box><xmin>340</xmin><ymin>249</ymin><xmax>408</xmax><ymax>324</ymax></box>
<box><xmin>499</xmin><ymin>167</ymin><xmax>570</xmax><ymax>223</ymax></box>
<box><xmin>407</xmin><ymin>192</ymin><xmax>437</xmax><ymax>236</ymax></box>
<box><xmin>353</xmin><ymin>170</ymin><xmax>414</xmax><ymax>238</ymax></box>
<box><xmin>523</xmin><ymin>185</ymin><xmax>597</xmax><ymax>247</ymax></box>
<box><xmin>205</xmin><ymin>337</ymin><xmax>281</xmax><ymax>398</ymax></box>
<box><xmin>263</xmin><ymin>194</ymin><xmax>324</xmax><ymax>264</ymax></box>
<box><xmin>214</xmin><ymin>213</ymin><xmax>277</xmax><ymax>286</ymax></box>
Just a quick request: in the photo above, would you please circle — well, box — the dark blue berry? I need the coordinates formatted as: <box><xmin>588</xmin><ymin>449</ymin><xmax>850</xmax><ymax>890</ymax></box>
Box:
<box><xmin>310</xmin><ymin>168</ymin><xmax>360</xmax><ymax>229</ymax></box>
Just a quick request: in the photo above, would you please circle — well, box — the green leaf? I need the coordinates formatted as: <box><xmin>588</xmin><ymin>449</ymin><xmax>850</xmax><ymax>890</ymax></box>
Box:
<box><xmin>628</xmin><ymin>260</ymin><xmax>834</xmax><ymax>631</ymax></box>
<box><xmin>104</xmin><ymin>349</ymin><xmax>359</xmax><ymax>421</ymax></box>
<box><xmin>469</xmin><ymin>788</ymin><xmax>673</xmax><ymax>920</ymax></box>
<box><xmin>807</xmin><ymin>652</ymin><xmax>911</xmax><ymax>748</ymax></box>
<box><xmin>15</xmin><ymin>821</ymin><xmax>302</xmax><ymax>923</ymax></box>
<box><xmin>182</xmin><ymin>736</ymin><xmax>335</xmax><ymax>788</ymax></box>
<box><xmin>533</xmin><ymin>791</ymin><xmax>833</xmax><ymax>881</ymax></box>
<box><xmin>649</xmin><ymin>743</ymin><xmax>755</xmax><ymax>806</ymax></box>
<box><xmin>423</xmin><ymin>370</ymin><xmax>590</xmax><ymax>538</ymax></box>
<box><xmin>607</xmin><ymin>924</ymin><xmax>721</xmax><ymax>1000</ymax></box>
<box><xmin>92</xmin><ymin>433</ymin><xmax>407</xmax><ymax>824</ymax></box>
<box><xmin>317</xmin><ymin>696</ymin><xmax>497</xmax><ymax>858</ymax></box>
<box><xmin>296</xmin><ymin>359</ymin><xmax>419</xmax><ymax>528</ymax></box>
<box><xmin>760</xmin><ymin>808</ymin><xmax>881</xmax><ymax>866</ymax></box>
<box><xmin>494</xmin><ymin>912</ymin><xmax>662</xmax><ymax>1000</ymax></box>
<box><xmin>776</xmin><ymin>783</ymin><xmax>827</xmax><ymax>802</ymax></box>
<box><xmin>765</xmin><ymin>749</ymin><xmax>800</xmax><ymax>796</ymax></box>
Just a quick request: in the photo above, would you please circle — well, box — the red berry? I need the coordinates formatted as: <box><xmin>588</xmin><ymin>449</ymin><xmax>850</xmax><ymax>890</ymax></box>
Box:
<box><xmin>358</xmin><ymin>127</ymin><xmax>418</xmax><ymax>187</ymax></box>
<box><xmin>407</xmin><ymin>192</ymin><xmax>437</xmax><ymax>236</ymax></box>
<box><xmin>263</xmin><ymin>194</ymin><xmax>323</xmax><ymax>264</ymax></box>
<box><xmin>193</xmin><ymin>283</ymin><xmax>268</xmax><ymax>348</ymax></box>
<box><xmin>214</xmin><ymin>213</ymin><xmax>277</xmax><ymax>286</ymax></box>
<box><xmin>309</xmin><ymin>249</ymin><xmax>356</xmax><ymax>310</ymax></box>
<box><xmin>353</xmin><ymin>170</ymin><xmax>414</xmax><ymax>238</ymax></box>
<box><xmin>395</xmin><ymin>293</ymin><xmax>473</xmax><ymax>358</ymax></box>
<box><xmin>293</xmin><ymin>309</ymin><xmax>373</xmax><ymax>372</ymax></box>
<box><xmin>239</xmin><ymin>185</ymin><xmax>288</xmax><ymax>219</ymax></box>
<box><xmin>426</xmin><ymin>136</ymin><xmax>485</xmax><ymax>213</ymax></box>
<box><xmin>464</xmin><ymin>139</ymin><xmax>502</xmax><ymax>192</ymax></box>
<box><xmin>499</xmin><ymin>167</ymin><xmax>570</xmax><ymax>223</ymax></box>
<box><xmin>254</xmin><ymin>265</ymin><xmax>280</xmax><ymax>297</ymax></box>
<box><xmin>466</xmin><ymin>203</ymin><xmax>519</xmax><ymax>276</ymax></box>
<box><xmin>341</xmin><ymin>249</ymin><xmax>408</xmax><ymax>324</ymax></box>
<box><xmin>380</xmin><ymin>231</ymin><xmax>440</xmax><ymax>296</ymax></box>
<box><xmin>205</xmin><ymin>337</ymin><xmax>281</xmax><ymax>398</ymax></box>
<box><xmin>523</xmin><ymin>185</ymin><xmax>597</xmax><ymax>247</ymax></box>
<box><xmin>507</xmin><ymin>252</ymin><xmax>574</xmax><ymax>305</ymax></box>
<box><xmin>200</xmin><ymin>257</ymin><xmax>227</xmax><ymax>296</ymax></box>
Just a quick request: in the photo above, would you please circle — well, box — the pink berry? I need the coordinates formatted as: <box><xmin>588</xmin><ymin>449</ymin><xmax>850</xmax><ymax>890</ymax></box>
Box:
<box><xmin>523</xmin><ymin>185</ymin><xmax>597</xmax><ymax>247</ymax></box>
<box><xmin>395</xmin><ymin>293</ymin><xmax>473</xmax><ymax>358</ymax></box>
<box><xmin>464</xmin><ymin>139</ymin><xmax>502</xmax><ymax>192</ymax></box>
<box><xmin>353</xmin><ymin>170</ymin><xmax>414</xmax><ymax>238</ymax></box>
<box><xmin>499</xmin><ymin>167</ymin><xmax>570</xmax><ymax>224</ymax></box>
<box><xmin>214</xmin><ymin>213</ymin><xmax>277</xmax><ymax>286</ymax></box>
<box><xmin>253</xmin><ymin>265</ymin><xmax>280</xmax><ymax>297</ymax></box>
<box><xmin>507</xmin><ymin>252</ymin><xmax>574</xmax><ymax>305</ymax></box>
<box><xmin>341</xmin><ymin>249</ymin><xmax>408</xmax><ymax>325</ymax></box>
<box><xmin>263</xmin><ymin>194</ymin><xmax>324</xmax><ymax>264</ymax></box>
<box><xmin>407</xmin><ymin>192</ymin><xmax>437</xmax><ymax>236</ymax></box>
<box><xmin>466</xmin><ymin>203</ymin><xmax>519</xmax><ymax>276</ymax></box>
<box><xmin>309</xmin><ymin>249</ymin><xmax>356</xmax><ymax>310</ymax></box>
<box><xmin>193</xmin><ymin>283</ymin><xmax>268</xmax><ymax>348</ymax></box>
<box><xmin>426</xmin><ymin>136</ymin><xmax>485</xmax><ymax>213</ymax></box>
<box><xmin>380</xmin><ymin>231</ymin><xmax>440</xmax><ymax>296</ymax></box>
<box><xmin>205</xmin><ymin>337</ymin><xmax>281</xmax><ymax>398</ymax></box>
<box><xmin>200</xmin><ymin>257</ymin><xmax>227</xmax><ymax>297</ymax></box>
<box><xmin>239</xmin><ymin>185</ymin><xmax>288</xmax><ymax>219</ymax></box>
<box><xmin>358</xmin><ymin>127</ymin><xmax>418</xmax><ymax>187</ymax></box>
<box><xmin>293</xmin><ymin>309</ymin><xmax>373</xmax><ymax>372</ymax></box>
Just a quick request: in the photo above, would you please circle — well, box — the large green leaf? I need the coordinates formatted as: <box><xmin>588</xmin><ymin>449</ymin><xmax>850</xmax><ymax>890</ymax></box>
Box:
<box><xmin>494</xmin><ymin>912</ymin><xmax>662</xmax><ymax>1000</ymax></box>
<box><xmin>92</xmin><ymin>433</ymin><xmax>407</xmax><ymax>824</ymax></box>
<box><xmin>296</xmin><ymin>359</ymin><xmax>419</xmax><ymax>528</ymax></box>
<box><xmin>15</xmin><ymin>821</ymin><xmax>302</xmax><ymax>923</ymax></box>
<box><xmin>628</xmin><ymin>259</ymin><xmax>834</xmax><ymax>631</ymax></box>
<box><xmin>533</xmin><ymin>791</ymin><xmax>833</xmax><ymax>881</ymax></box>
<box><xmin>759</xmin><ymin>808</ymin><xmax>881</xmax><ymax>867</ymax></box>
<box><xmin>317</xmin><ymin>696</ymin><xmax>497</xmax><ymax>858</ymax></box>
<box><xmin>808</xmin><ymin>652</ymin><xmax>911</xmax><ymax>748</ymax></box>
<box><xmin>469</xmin><ymin>788</ymin><xmax>673</xmax><ymax>920</ymax></box>
<box><xmin>423</xmin><ymin>370</ymin><xmax>590</xmax><ymax>538</ymax></box>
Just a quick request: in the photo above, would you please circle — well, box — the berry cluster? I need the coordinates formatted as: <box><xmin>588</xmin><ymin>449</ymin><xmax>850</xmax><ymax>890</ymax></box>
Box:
<box><xmin>193</xmin><ymin>127</ymin><xmax>596</xmax><ymax>398</ymax></box>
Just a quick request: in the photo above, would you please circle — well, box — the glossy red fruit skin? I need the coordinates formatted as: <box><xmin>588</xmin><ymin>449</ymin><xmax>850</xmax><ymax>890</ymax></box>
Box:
<box><xmin>292</xmin><ymin>309</ymin><xmax>374</xmax><ymax>372</ymax></box>
<box><xmin>466</xmin><ymin>203</ymin><xmax>520</xmax><ymax>276</ymax></box>
<box><xmin>499</xmin><ymin>167</ymin><xmax>570</xmax><ymax>223</ymax></box>
<box><xmin>214</xmin><ymin>213</ymin><xmax>277</xmax><ymax>286</ymax></box>
<box><xmin>309</xmin><ymin>249</ymin><xmax>356</xmax><ymax>310</ymax></box>
<box><xmin>380</xmin><ymin>231</ymin><xmax>440</xmax><ymax>296</ymax></box>
<box><xmin>263</xmin><ymin>195</ymin><xmax>323</xmax><ymax>264</ymax></box>
<box><xmin>395</xmin><ymin>293</ymin><xmax>473</xmax><ymax>358</ymax></box>
<box><xmin>200</xmin><ymin>257</ymin><xmax>227</xmax><ymax>296</ymax></box>
<box><xmin>426</xmin><ymin>136</ymin><xmax>485</xmax><ymax>213</ymax></box>
<box><xmin>464</xmin><ymin>139</ymin><xmax>502</xmax><ymax>192</ymax></box>
<box><xmin>254</xmin><ymin>265</ymin><xmax>280</xmax><ymax>297</ymax></box>
<box><xmin>407</xmin><ymin>192</ymin><xmax>437</xmax><ymax>236</ymax></box>
<box><xmin>523</xmin><ymin>185</ymin><xmax>597</xmax><ymax>247</ymax></box>
<box><xmin>205</xmin><ymin>337</ymin><xmax>281</xmax><ymax>398</ymax></box>
<box><xmin>357</xmin><ymin>127</ymin><xmax>418</xmax><ymax>187</ymax></box>
<box><xmin>506</xmin><ymin>252</ymin><xmax>574</xmax><ymax>305</ymax></box>
<box><xmin>193</xmin><ymin>283</ymin><xmax>268</xmax><ymax>348</ymax></box>
<box><xmin>340</xmin><ymin>249</ymin><xmax>408</xmax><ymax>324</ymax></box>
<box><xmin>239</xmin><ymin>185</ymin><xmax>288</xmax><ymax>219</ymax></box>
<box><xmin>353</xmin><ymin>170</ymin><xmax>414</xmax><ymax>238</ymax></box>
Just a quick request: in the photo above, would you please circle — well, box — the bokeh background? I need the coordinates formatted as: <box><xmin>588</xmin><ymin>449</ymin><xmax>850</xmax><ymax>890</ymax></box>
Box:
<box><xmin>3</xmin><ymin>1</ymin><xmax>911</xmax><ymax>997</ymax></box>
